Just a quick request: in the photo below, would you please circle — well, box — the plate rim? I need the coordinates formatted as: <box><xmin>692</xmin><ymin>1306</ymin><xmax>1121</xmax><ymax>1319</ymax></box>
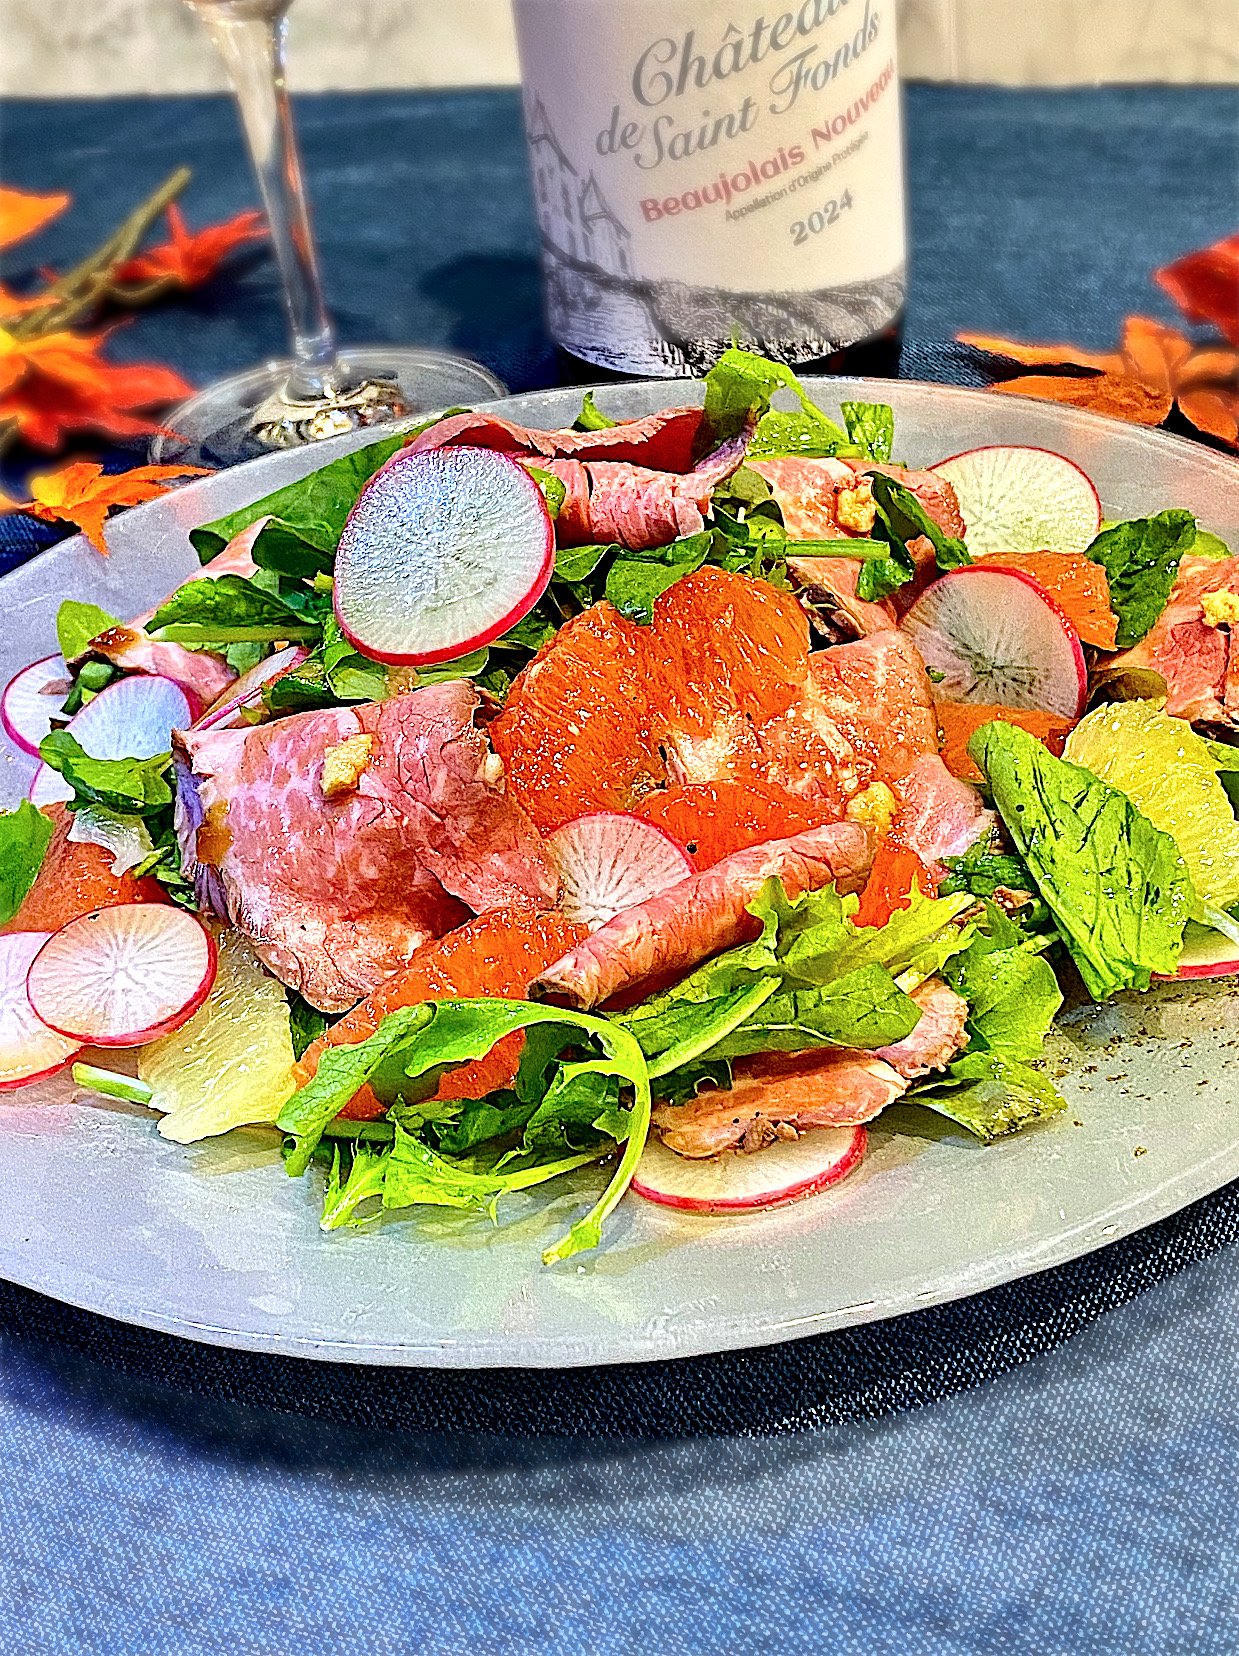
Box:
<box><xmin>3</xmin><ymin>374</ymin><xmax>1239</xmax><ymax>1369</ymax></box>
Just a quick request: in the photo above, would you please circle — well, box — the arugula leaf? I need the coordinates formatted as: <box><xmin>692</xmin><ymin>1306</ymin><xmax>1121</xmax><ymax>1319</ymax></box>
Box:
<box><xmin>857</xmin><ymin>473</ymin><xmax>972</xmax><ymax>602</ymax></box>
<box><xmin>574</xmin><ymin>391</ymin><xmax>620</xmax><ymax>431</ymax></box>
<box><xmin>619</xmin><ymin>879</ymin><xmax>974</xmax><ymax>1077</ymax></box>
<box><xmin>523</xmin><ymin>464</ymin><xmax>566</xmax><ymax>518</ymax></box>
<box><xmin>912</xmin><ymin>1053</ymin><xmax>1066</xmax><ymax>1143</ymax></box>
<box><xmin>553</xmin><ymin>542</ymin><xmax>618</xmax><ymax>583</ymax></box>
<box><xmin>189</xmin><ymin>416</ymin><xmax>470</xmax><ymax>576</ymax></box>
<box><xmin>433</xmin><ymin>1091</ymin><xmax>535</xmax><ymax>1155</ymax></box>
<box><xmin>148</xmin><ymin>574</ymin><xmax>322</xmax><ymax>648</ymax></box>
<box><xmin>840</xmin><ymin>401</ymin><xmax>895</xmax><ymax>464</ymax></box>
<box><xmin>0</xmin><ymin>800</ymin><xmax>54</xmax><ymax>925</ymax></box>
<box><xmin>604</xmin><ymin>532</ymin><xmax>713</xmax><ymax>623</ymax></box>
<box><xmin>969</xmin><ymin>720</ymin><xmax>1192</xmax><ymax>998</ymax></box>
<box><xmin>277</xmin><ymin>997</ymin><xmax>653</xmax><ymax>1263</ymax></box>
<box><xmin>285</xmin><ymin>990</ymin><xmax>331</xmax><ymax>1061</ymax></box>
<box><xmin>1086</xmin><ymin>510</ymin><xmax>1197</xmax><ymax>648</ymax></box>
<box><xmin>38</xmin><ymin>731</ymin><xmax>173</xmax><ymax>816</ymax></box>
<box><xmin>702</xmin><ymin>348</ymin><xmax>854</xmax><ymax>458</ymax></box>
<box><xmin>57</xmin><ymin>600</ymin><xmax>119</xmax><ymax>662</ymax></box>
<box><xmin>383</xmin><ymin>1126</ymin><xmax>596</xmax><ymax>1220</ymax></box>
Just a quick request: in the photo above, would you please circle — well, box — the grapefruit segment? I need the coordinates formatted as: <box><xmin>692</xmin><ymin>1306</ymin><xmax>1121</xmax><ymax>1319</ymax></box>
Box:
<box><xmin>1</xmin><ymin>803</ymin><xmax>168</xmax><ymax>937</ymax></box>
<box><xmin>292</xmin><ymin>904</ymin><xmax>590</xmax><ymax>1119</ymax></box>
<box><xmin>936</xmin><ymin>702</ymin><xmax>1076</xmax><ymax>782</ymax></box>
<box><xmin>491</xmin><ymin>566</ymin><xmax>858</xmax><ymax>834</ymax></box>
<box><xmin>638</xmin><ymin>780</ymin><xmax>844</xmax><ymax>870</ymax></box>
<box><xmin>975</xmin><ymin>550</ymin><xmax>1117</xmax><ymax>649</ymax></box>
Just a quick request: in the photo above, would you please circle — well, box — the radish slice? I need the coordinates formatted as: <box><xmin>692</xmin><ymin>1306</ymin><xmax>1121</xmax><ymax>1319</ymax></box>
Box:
<box><xmin>930</xmin><ymin>445</ymin><xmax>1102</xmax><ymax>558</ymax></box>
<box><xmin>632</xmin><ymin>1124</ymin><xmax>866</xmax><ymax>1213</ymax></box>
<box><xmin>2</xmin><ymin>654</ymin><xmax>71</xmax><ymax>758</ymax></box>
<box><xmin>545</xmin><ymin>812</ymin><xmax>694</xmax><ymax>930</ymax></box>
<box><xmin>27</xmin><ymin>905</ymin><xmax>217</xmax><ymax>1047</ymax></box>
<box><xmin>334</xmin><ymin>447</ymin><xmax>554</xmax><ymax>665</ymax></box>
<box><xmin>27</xmin><ymin>673</ymin><xmax>195</xmax><ymax>807</ymax></box>
<box><xmin>902</xmin><ymin>565</ymin><xmax>1087</xmax><ymax>718</ymax></box>
<box><xmin>0</xmin><ymin>932</ymin><xmax>81</xmax><ymax>1090</ymax></box>
<box><xmin>192</xmin><ymin>643</ymin><xmax>309</xmax><ymax>731</ymax></box>
<box><xmin>1159</xmin><ymin>930</ymin><xmax>1239</xmax><ymax>981</ymax></box>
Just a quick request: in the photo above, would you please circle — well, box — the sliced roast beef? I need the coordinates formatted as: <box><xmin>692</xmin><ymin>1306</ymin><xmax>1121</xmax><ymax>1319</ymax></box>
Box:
<box><xmin>403</xmin><ymin>406</ymin><xmax>704</xmax><ymax>472</ymax></box>
<box><xmin>892</xmin><ymin>753</ymin><xmax>995</xmax><ymax>870</ymax></box>
<box><xmin>174</xmin><ymin>682</ymin><xmax>557</xmax><ymax>1011</ymax></box>
<box><xmin>73</xmin><ymin>525</ymin><xmax>268</xmax><ymax>709</ymax></box>
<box><xmin>1105</xmin><ymin>554</ymin><xmax>1239</xmax><ymax>729</ymax></box>
<box><xmin>653</xmin><ymin>1047</ymin><xmax>908</xmax><ymax>1156</ymax></box>
<box><xmin>651</xmin><ymin>975</ymin><xmax>967</xmax><ymax>1155</ymax></box>
<box><xmin>530</xmin><ymin>820</ymin><xmax>873</xmax><ymax>1010</ymax></box>
<box><xmin>808</xmin><ymin>629</ymin><xmax>940</xmax><ymax>785</ymax></box>
<box><xmin>547</xmin><ymin>430</ymin><xmax>751</xmax><ymax>550</ymax></box>
<box><xmin>748</xmin><ymin>457</ymin><xmax>965</xmax><ymax>542</ymax></box>
<box><xmin>874</xmin><ymin>977</ymin><xmax>969</xmax><ymax>1078</ymax></box>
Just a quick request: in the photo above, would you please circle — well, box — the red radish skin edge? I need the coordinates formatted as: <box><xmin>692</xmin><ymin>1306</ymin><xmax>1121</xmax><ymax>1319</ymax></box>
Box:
<box><xmin>632</xmin><ymin>1125</ymin><xmax>867</xmax><ymax>1214</ymax></box>
<box><xmin>2</xmin><ymin>655</ymin><xmax>68</xmax><ymax>758</ymax></box>
<box><xmin>929</xmin><ymin>443</ymin><xmax>1103</xmax><ymax>524</ymax></box>
<box><xmin>548</xmin><ymin>811</ymin><xmax>696</xmax><ymax>926</ymax></box>
<box><xmin>913</xmin><ymin>563</ymin><xmax>1089</xmax><ymax>720</ymax></box>
<box><xmin>333</xmin><ymin>453</ymin><xmax>555</xmax><ymax>667</ymax></box>
<box><xmin>0</xmin><ymin>932</ymin><xmax>82</xmax><ymax>1091</ymax></box>
<box><xmin>26</xmin><ymin>909</ymin><xmax>219</xmax><ymax>1047</ymax></box>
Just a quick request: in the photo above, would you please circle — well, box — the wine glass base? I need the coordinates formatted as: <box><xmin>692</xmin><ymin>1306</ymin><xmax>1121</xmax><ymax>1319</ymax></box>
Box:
<box><xmin>149</xmin><ymin>347</ymin><xmax>507</xmax><ymax>467</ymax></box>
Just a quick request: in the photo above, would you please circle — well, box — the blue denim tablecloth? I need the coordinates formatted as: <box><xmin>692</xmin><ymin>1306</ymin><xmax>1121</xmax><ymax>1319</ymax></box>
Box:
<box><xmin>2</xmin><ymin>84</ymin><xmax>1238</xmax><ymax>1655</ymax></box>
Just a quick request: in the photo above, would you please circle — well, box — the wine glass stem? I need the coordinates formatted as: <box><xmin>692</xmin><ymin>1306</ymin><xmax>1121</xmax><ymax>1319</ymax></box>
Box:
<box><xmin>195</xmin><ymin>0</ymin><xmax>338</xmax><ymax>399</ymax></box>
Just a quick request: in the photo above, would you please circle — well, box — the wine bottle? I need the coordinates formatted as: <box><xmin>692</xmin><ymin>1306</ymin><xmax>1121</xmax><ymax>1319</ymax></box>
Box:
<box><xmin>512</xmin><ymin>0</ymin><xmax>907</xmax><ymax>380</ymax></box>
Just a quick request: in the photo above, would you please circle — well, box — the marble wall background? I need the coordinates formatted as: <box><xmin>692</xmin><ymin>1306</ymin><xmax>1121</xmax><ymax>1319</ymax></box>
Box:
<box><xmin>0</xmin><ymin>0</ymin><xmax>1235</xmax><ymax>98</ymax></box>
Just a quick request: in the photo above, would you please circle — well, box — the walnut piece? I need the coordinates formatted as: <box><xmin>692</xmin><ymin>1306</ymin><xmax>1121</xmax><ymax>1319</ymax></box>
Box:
<box><xmin>835</xmin><ymin>481</ymin><xmax>877</xmax><ymax>535</ymax></box>
<box><xmin>845</xmin><ymin>780</ymin><xmax>899</xmax><ymax>839</ymax></box>
<box><xmin>321</xmin><ymin>733</ymin><xmax>375</xmax><ymax>799</ymax></box>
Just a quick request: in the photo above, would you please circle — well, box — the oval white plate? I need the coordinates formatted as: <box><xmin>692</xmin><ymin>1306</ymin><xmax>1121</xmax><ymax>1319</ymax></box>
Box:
<box><xmin>2</xmin><ymin>378</ymin><xmax>1238</xmax><ymax>1368</ymax></box>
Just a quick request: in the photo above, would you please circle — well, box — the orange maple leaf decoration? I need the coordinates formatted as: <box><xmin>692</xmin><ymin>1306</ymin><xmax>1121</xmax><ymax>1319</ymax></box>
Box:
<box><xmin>958</xmin><ymin>232</ymin><xmax>1239</xmax><ymax>450</ymax></box>
<box><xmin>0</xmin><ymin>186</ymin><xmax>70</xmax><ymax>252</ymax></box>
<box><xmin>0</xmin><ymin>460</ymin><xmax>210</xmax><ymax>553</ymax></box>
<box><xmin>0</xmin><ymin>327</ymin><xmax>194</xmax><ymax>451</ymax></box>
<box><xmin>114</xmin><ymin>205</ymin><xmax>266</xmax><ymax>290</ymax></box>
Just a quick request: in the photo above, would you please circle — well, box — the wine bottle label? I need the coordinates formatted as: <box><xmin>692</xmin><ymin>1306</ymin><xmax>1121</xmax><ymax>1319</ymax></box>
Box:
<box><xmin>512</xmin><ymin>0</ymin><xmax>906</xmax><ymax>374</ymax></box>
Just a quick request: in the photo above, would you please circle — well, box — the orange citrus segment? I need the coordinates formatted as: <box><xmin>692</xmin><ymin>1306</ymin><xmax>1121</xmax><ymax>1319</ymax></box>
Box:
<box><xmin>976</xmin><ymin>550</ymin><xmax>1117</xmax><ymax>648</ymax></box>
<box><xmin>637</xmin><ymin>781</ymin><xmax>844</xmax><ymax>870</ymax></box>
<box><xmin>491</xmin><ymin>567</ymin><xmax>851</xmax><ymax>834</ymax></box>
<box><xmin>937</xmin><ymin>702</ymin><xmax>1076</xmax><ymax>783</ymax></box>
<box><xmin>293</xmin><ymin>904</ymin><xmax>589</xmax><ymax>1119</ymax></box>
<box><xmin>0</xmin><ymin>803</ymin><xmax>169</xmax><ymax>936</ymax></box>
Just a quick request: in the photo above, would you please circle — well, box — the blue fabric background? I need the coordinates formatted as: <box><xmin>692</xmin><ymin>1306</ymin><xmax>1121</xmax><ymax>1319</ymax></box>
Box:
<box><xmin>2</xmin><ymin>84</ymin><xmax>1238</xmax><ymax>1654</ymax></box>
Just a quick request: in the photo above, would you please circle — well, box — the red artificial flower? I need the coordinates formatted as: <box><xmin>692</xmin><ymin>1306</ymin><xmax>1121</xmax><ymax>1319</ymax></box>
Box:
<box><xmin>0</xmin><ymin>326</ymin><xmax>194</xmax><ymax>450</ymax></box>
<box><xmin>1155</xmin><ymin>233</ymin><xmax>1239</xmax><ymax>348</ymax></box>
<box><xmin>115</xmin><ymin>204</ymin><xmax>267</xmax><ymax>289</ymax></box>
<box><xmin>2</xmin><ymin>459</ymin><xmax>211</xmax><ymax>553</ymax></box>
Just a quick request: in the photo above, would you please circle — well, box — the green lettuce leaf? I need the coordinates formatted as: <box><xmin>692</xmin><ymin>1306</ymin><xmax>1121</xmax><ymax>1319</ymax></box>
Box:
<box><xmin>38</xmin><ymin>731</ymin><xmax>174</xmax><ymax>816</ymax></box>
<box><xmin>1086</xmin><ymin>509</ymin><xmax>1197</xmax><ymax>648</ymax></box>
<box><xmin>0</xmin><ymin>799</ymin><xmax>54</xmax><ymax>925</ymax></box>
<box><xmin>969</xmin><ymin>720</ymin><xmax>1192</xmax><ymax>998</ymax></box>
<box><xmin>148</xmin><ymin>573</ymin><xmax>322</xmax><ymax>648</ymax></box>
<box><xmin>911</xmin><ymin>1052</ymin><xmax>1066</xmax><ymax>1143</ymax></box>
<box><xmin>278</xmin><ymin>997</ymin><xmax>653</xmax><ymax>1264</ymax></box>
<box><xmin>190</xmin><ymin>432</ymin><xmax>411</xmax><ymax>574</ymax></box>
<box><xmin>702</xmin><ymin>347</ymin><xmax>854</xmax><ymax>457</ymax></box>
<box><xmin>840</xmin><ymin>400</ymin><xmax>895</xmax><ymax>463</ymax></box>
<box><xmin>604</xmin><ymin>532</ymin><xmax>713</xmax><ymax>623</ymax></box>
<box><xmin>523</xmin><ymin>464</ymin><xmax>567</xmax><ymax>518</ymax></box>
<box><xmin>56</xmin><ymin>600</ymin><xmax>119</xmax><ymax>662</ymax></box>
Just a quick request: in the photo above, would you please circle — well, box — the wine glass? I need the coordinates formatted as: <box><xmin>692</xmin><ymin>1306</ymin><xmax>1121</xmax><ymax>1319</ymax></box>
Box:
<box><xmin>151</xmin><ymin>0</ymin><xmax>505</xmax><ymax>466</ymax></box>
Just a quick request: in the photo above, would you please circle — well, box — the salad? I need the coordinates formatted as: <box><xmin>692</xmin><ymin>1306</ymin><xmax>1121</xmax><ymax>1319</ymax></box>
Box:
<box><xmin>2</xmin><ymin>350</ymin><xmax>1237</xmax><ymax>1266</ymax></box>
